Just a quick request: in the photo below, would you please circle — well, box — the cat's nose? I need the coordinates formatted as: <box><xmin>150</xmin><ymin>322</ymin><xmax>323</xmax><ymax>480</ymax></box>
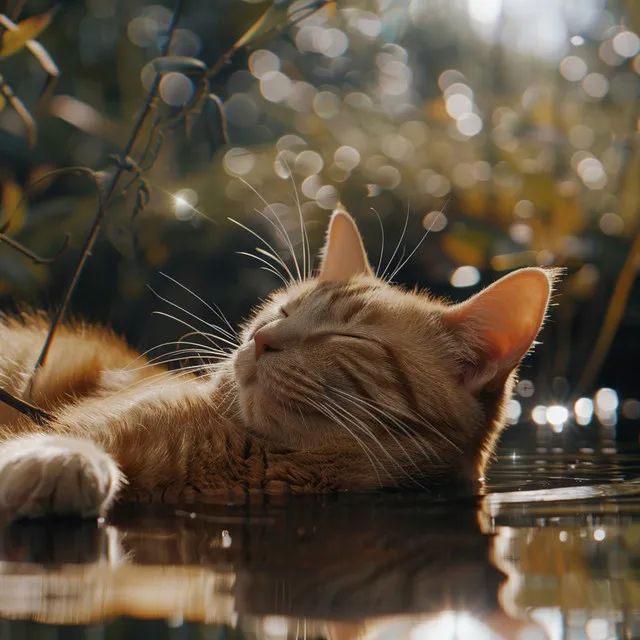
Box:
<box><xmin>254</xmin><ymin>325</ymin><xmax>283</xmax><ymax>360</ymax></box>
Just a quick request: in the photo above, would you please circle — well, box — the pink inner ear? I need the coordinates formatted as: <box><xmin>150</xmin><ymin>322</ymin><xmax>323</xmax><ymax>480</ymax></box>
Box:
<box><xmin>318</xmin><ymin>209</ymin><xmax>373</xmax><ymax>283</ymax></box>
<box><xmin>445</xmin><ymin>268</ymin><xmax>553</xmax><ymax>391</ymax></box>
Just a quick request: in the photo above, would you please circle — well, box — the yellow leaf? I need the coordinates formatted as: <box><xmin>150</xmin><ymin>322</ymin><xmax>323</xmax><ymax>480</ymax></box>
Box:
<box><xmin>1</xmin><ymin>177</ymin><xmax>26</xmax><ymax>234</ymax></box>
<box><xmin>0</xmin><ymin>9</ymin><xmax>55</xmax><ymax>60</ymax></box>
<box><xmin>0</xmin><ymin>93</ymin><xmax>5</xmax><ymax>112</ymax></box>
<box><xmin>231</xmin><ymin>1</ymin><xmax>290</xmax><ymax>52</ymax></box>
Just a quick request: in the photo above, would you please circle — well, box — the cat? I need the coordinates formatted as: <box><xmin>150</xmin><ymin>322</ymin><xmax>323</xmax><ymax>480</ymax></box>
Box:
<box><xmin>0</xmin><ymin>208</ymin><xmax>555</xmax><ymax>519</ymax></box>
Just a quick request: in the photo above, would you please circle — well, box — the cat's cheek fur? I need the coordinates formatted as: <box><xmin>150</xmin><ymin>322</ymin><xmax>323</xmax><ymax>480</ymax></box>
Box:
<box><xmin>0</xmin><ymin>434</ymin><xmax>122</xmax><ymax>519</ymax></box>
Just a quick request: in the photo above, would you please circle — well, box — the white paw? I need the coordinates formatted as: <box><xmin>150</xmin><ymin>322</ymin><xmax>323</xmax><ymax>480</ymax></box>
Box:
<box><xmin>0</xmin><ymin>435</ymin><xmax>122</xmax><ymax>519</ymax></box>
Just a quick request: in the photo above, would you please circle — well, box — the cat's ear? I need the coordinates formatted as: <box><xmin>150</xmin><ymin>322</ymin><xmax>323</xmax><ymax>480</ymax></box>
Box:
<box><xmin>318</xmin><ymin>207</ymin><xmax>373</xmax><ymax>282</ymax></box>
<box><xmin>444</xmin><ymin>268</ymin><xmax>556</xmax><ymax>392</ymax></box>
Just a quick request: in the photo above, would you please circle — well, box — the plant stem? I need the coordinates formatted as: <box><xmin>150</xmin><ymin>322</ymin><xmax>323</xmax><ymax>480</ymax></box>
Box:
<box><xmin>0</xmin><ymin>388</ymin><xmax>52</xmax><ymax>425</ymax></box>
<box><xmin>28</xmin><ymin>0</ymin><xmax>184</xmax><ymax>380</ymax></box>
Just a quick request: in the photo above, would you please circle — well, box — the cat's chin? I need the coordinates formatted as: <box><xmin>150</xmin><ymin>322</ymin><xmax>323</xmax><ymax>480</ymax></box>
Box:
<box><xmin>232</xmin><ymin>344</ymin><xmax>276</xmax><ymax>424</ymax></box>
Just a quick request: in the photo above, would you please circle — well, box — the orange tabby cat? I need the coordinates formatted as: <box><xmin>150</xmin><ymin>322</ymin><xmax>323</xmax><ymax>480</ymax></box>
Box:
<box><xmin>0</xmin><ymin>209</ymin><xmax>554</xmax><ymax>518</ymax></box>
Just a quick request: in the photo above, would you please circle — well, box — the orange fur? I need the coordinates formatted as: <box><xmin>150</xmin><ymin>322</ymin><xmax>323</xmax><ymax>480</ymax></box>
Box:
<box><xmin>0</xmin><ymin>210</ymin><xmax>555</xmax><ymax>519</ymax></box>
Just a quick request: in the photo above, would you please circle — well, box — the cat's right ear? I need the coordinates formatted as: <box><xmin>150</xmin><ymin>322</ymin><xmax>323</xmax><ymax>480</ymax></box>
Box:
<box><xmin>318</xmin><ymin>207</ymin><xmax>373</xmax><ymax>282</ymax></box>
<box><xmin>443</xmin><ymin>268</ymin><xmax>557</xmax><ymax>392</ymax></box>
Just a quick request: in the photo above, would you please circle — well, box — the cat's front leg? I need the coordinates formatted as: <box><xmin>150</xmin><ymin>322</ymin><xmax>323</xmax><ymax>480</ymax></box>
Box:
<box><xmin>0</xmin><ymin>434</ymin><xmax>122</xmax><ymax>519</ymax></box>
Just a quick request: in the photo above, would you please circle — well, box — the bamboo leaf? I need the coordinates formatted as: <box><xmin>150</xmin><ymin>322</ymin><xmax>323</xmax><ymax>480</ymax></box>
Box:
<box><xmin>0</xmin><ymin>9</ymin><xmax>56</xmax><ymax>60</ymax></box>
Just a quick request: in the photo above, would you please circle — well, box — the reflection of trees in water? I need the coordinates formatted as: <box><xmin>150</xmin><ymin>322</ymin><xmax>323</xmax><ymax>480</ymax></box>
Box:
<box><xmin>0</xmin><ymin>492</ymin><xmax>637</xmax><ymax>636</ymax></box>
<box><xmin>0</xmin><ymin>497</ymin><xmax>504</xmax><ymax>635</ymax></box>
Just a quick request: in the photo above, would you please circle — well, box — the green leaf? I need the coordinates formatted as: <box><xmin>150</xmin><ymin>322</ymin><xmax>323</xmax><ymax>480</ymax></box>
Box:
<box><xmin>0</xmin><ymin>9</ymin><xmax>56</xmax><ymax>60</ymax></box>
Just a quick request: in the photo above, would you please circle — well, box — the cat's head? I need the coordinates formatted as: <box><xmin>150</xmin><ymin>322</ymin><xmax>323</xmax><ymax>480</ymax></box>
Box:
<box><xmin>233</xmin><ymin>209</ymin><xmax>555</xmax><ymax>488</ymax></box>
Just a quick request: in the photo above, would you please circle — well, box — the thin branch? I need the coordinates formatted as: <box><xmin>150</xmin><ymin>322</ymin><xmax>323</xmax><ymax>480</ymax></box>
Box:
<box><xmin>0</xmin><ymin>79</ymin><xmax>37</xmax><ymax>147</ymax></box>
<box><xmin>0</xmin><ymin>166</ymin><xmax>106</xmax><ymax>264</ymax></box>
<box><xmin>0</xmin><ymin>388</ymin><xmax>52</xmax><ymax>425</ymax></box>
<box><xmin>0</xmin><ymin>232</ymin><xmax>69</xmax><ymax>263</ymax></box>
<box><xmin>206</xmin><ymin>0</ymin><xmax>332</xmax><ymax>78</ymax></box>
<box><xmin>27</xmin><ymin>0</ymin><xmax>184</xmax><ymax>383</ymax></box>
<box><xmin>9</xmin><ymin>0</ymin><xmax>26</xmax><ymax>22</ymax></box>
<box><xmin>2</xmin><ymin>0</ymin><xmax>331</xmax><ymax>416</ymax></box>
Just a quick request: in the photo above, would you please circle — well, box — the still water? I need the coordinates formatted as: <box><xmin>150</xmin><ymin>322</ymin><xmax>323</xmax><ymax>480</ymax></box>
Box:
<box><xmin>1</xmin><ymin>423</ymin><xmax>640</xmax><ymax>640</ymax></box>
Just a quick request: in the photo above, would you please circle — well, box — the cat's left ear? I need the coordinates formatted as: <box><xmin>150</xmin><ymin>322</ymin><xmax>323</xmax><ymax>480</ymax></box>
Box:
<box><xmin>444</xmin><ymin>268</ymin><xmax>557</xmax><ymax>392</ymax></box>
<box><xmin>318</xmin><ymin>207</ymin><xmax>373</xmax><ymax>282</ymax></box>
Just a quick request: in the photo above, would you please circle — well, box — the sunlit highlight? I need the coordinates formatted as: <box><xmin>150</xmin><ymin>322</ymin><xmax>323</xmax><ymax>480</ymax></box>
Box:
<box><xmin>410</xmin><ymin>611</ymin><xmax>497</xmax><ymax>640</ymax></box>
<box><xmin>574</xmin><ymin>397</ymin><xmax>594</xmax><ymax>426</ymax></box>
<box><xmin>595</xmin><ymin>388</ymin><xmax>619</xmax><ymax>413</ymax></box>
<box><xmin>450</xmin><ymin>266</ymin><xmax>480</xmax><ymax>288</ymax></box>
<box><xmin>532</xmin><ymin>405</ymin><xmax>547</xmax><ymax>425</ymax></box>
<box><xmin>546</xmin><ymin>405</ymin><xmax>568</xmax><ymax>432</ymax></box>
<box><xmin>505</xmin><ymin>399</ymin><xmax>521</xmax><ymax>425</ymax></box>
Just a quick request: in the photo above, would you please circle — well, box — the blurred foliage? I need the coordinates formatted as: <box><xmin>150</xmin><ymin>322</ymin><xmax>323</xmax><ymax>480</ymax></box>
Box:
<box><xmin>0</xmin><ymin>0</ymin><xmax>639</xmax><ymax>403</ymax></box>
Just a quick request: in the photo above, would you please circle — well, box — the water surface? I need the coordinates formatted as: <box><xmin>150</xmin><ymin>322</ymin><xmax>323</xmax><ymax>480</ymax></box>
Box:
<box><xmin>2</xmin><ymin>432</ymin><xmax>640</xmax><ymax>639</ymax></box>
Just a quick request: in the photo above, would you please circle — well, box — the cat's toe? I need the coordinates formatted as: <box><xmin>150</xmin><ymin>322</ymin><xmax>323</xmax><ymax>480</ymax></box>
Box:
<box><xmin>0</xmin><ymin>435</ymin><xmax>122</xmax><ymax>519</ymax></box>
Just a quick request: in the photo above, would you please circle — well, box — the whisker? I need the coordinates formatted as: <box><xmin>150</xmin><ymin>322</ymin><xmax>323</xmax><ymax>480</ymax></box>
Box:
<box><xmin>158</xmin><ymin>272</ymin><xmax>238</xmax><ymax>339</ymax></box>
<box><xmin>137</xmin><ymin>349</ymin><xmax>226</xmax><ymax>370</ymax></box>
<box><xmin>237</xmin><ymin>251</ymin><xmax>289</xmax><ymax>286</ymax></box>
<box><xmin>388</xmin><ymin>202</ymin><xmax>448</xmax><ymax>282</ymax></box>
<box><xmin>236</xmin><ymin>174</ymin><xmax>301</xmax><ymax>282</ymax></box>
<box><xmin>279</xmin><ymin>153</ymin><xmax>310</xmax><ymax>280</ymax></box>
<box><xmin>129</xmin><ymin>338</ymin><xmax>228</xmax><ymax>362</ymax></box>
<box><xmin>176</xmin><ymin>331</ymin><xmax>234</xmax><ymax>354</ymax></box>
<box><xmin>252</xmin><ymin>205</ymin><xmax>303</xmax><ymax>284</ymax></box>
<box><xmin>104</xmin><ymin>365</ymin><xmax>210</xmax><ymax>398</ymax></box>
<box><xmin>323</xmin><ymin>398</ymin><xmax>406</xmax><ymax>485</ymax></box>
<box><xmin>123</xmin><ymin>339</ymin><xmax>201</xmax><ymax>371</ymax></box>
<box><xmin>152</xmin><ymin>311</ymin><xmax>239</xmax><ymax>350</ymax></box>
<box><xmin>148</xmin><ymin>286</ymin><xmax>237</xmax><ymax>346</ymax></box>
<box><xmin>381</xmin><ymin>200</ymin><xmax>410</xmax><ymax>281</ymax></box>
<box><xmin>135</xmin><ymin>354</ymin><xmax>217</xmax><ymax>371</ymax></box>
<box><xmin>329</xmin><ymin>384</ymin><xmax>458</xmax><ymax>456</ymax></box>
<box><xmin>329</xmin><ymin>387</ymin><xmax>429</xmax><ymax>472</ymax></box>
<box><xmin>228</xmin><ymin>217</ymin><xmax>296</xmax><ymax>283</ymax></box>
<box><xmin>306</xmin><ymin>398</ymin><xmax>383</xmax><ymax>486</ymax></box>
<box><xmin>328</xmin><ymin>386</ymin><xmax>436</xmax><ymax>477</ymax></box>
<box><xmin>325</xmin><ymin>396</ymin><xmax>418</xmax><ymax>484</ymax></box>
<box><xmin>369</xmin><ymin>206</ymin><xmax>385</xmax><ymax>278</ymax></box>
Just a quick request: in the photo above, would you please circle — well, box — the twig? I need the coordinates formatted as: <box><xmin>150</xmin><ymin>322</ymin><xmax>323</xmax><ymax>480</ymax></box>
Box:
<box><xmin>1</xmin><ymin>0</ymin><xmax>332</xmax><ymax>416</ymax></box>
<box><xmin>9</xmin><ymin>0</ymin><xmax>26</xmax><ymax>22</ymax></box>
<box><xmin>0</xmin><ymin>232</ymin><xmax>69</xmax><ymax>263</ymax></box>
<box><xmin>27</xmin><ymin>0</ymin><xmax>184</xmax><ymax>383</ymax></box>
<box><xmin>0</xmin><ymin>166</ymin><xmax>104</xmax><ymax>265</ymax></box>
<box><xmin>0</xmin><ymin>388</ymin><xmax>52</xmax><ymax>425</ymax></box>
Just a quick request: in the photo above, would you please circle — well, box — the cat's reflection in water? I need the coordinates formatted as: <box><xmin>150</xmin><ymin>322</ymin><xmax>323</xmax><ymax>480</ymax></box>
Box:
<box><xmin>0</xmin><ymin>498</ymin><xmax>544</xmax><ymax>638</ymax></box>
